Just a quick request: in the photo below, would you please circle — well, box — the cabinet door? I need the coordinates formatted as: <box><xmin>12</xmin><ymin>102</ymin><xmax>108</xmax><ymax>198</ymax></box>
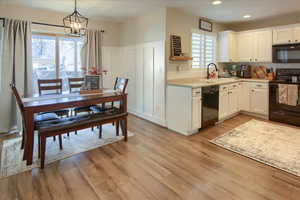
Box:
<box><xmin>240</xmin><ymin>82</ymin><xmax>251</xmax><ymax>111</ymax></box>
<box><xmin>254</xmin><ymin>30</ymin><xmax>272</xmax><ymax>62</ymax></box>
<box><xmin>218</xmin><ymin>31</ymin><xmax>236</xmax><ymax>62</ymax></box>
<box><xmin>273</xmin><ymin>27</ymin><xmax>293</xmax><ymax>45</ymax></box>
<box><xmin>228</xmin><ymin>88</ymin><xmax>238</xmax><ymax>115</ymax></box>
<box><xmin>237</xmin><ymin>32</ymin><xmax>254</xmax><ymax>62</ymax></box>
<box><xmin>219</xmin><ymin>90</ymin><xmax>229</xmax><ymax>120</ymax></box>
<box><xmin>192</xmin><ymin>96</ymin><xmax>202</xmax><ymax>129</ymax></box>
<box><xmin>293</xmin><ymin>26</ymin><xmax>300</xmax><ymax>43</ymax></box>
<box><xmin>250</xmin><ymin>88</ymin><xmax>268</xmax><ymax>115</ymax></box>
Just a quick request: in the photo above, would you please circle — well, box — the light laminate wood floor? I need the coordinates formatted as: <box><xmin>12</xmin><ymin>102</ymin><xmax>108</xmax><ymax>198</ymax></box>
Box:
<box><xmin>1</xmin><ymin>114</ymin><xmax>300</xmax><ymax>200</ymax></box>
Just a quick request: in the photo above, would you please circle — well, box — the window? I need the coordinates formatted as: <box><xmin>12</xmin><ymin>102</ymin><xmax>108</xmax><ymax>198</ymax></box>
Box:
<box><xmin>32</xmin><ymin>34</ymin><xmax>84</xmax><ymax>93</ymax></box>
<box><xmin>191</xmin><ymin>31</ymin><xmax>217</xmax><ymax>68</ymax></box>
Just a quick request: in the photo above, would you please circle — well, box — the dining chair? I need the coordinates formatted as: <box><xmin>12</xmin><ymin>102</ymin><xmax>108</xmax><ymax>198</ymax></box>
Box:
<box><xmin>38</xmin><ymin>79</ymin><xmax>70</xmax><ymax>139</ymax></box>
<box><xmin>68</xmin><ymin>77</ymin><xmax>94</xmax><ymax>134</ymax></box>
<box><xmin>38</xmin><ymin>79</ymin><xmax>70</xmax><ymax>117</ymax></box>
<box><xmin>10</xmin><ymin>84</ymin><xmax>63</xmax><ymax>159</ymax></box>
<box><xmin>90</xmin><ymin>77</ymin><xmax>129</xmax><ymax>138</ymax></box>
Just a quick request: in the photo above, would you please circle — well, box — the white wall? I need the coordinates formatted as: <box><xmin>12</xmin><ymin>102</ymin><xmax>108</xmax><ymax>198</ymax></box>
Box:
<box><xmin>0</xmin><ymin>4</ymin><xmax>122</xmax><ymax>132</ymax></box>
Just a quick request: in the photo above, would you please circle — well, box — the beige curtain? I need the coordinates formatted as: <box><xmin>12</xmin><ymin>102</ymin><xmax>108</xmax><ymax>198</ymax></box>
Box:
<box><xmin>81</xmin><ymin>29</ymin><xmax>103</xmax><ymax>73</ymax></box>
<box><xmin>0</xmin><ymin>19</ymin><xmax>32</xmax><ymax>131</ymax></box>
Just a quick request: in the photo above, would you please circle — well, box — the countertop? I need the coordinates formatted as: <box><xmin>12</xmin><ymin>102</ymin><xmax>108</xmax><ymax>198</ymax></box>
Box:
<box><xmin>167</xmin><ymin>78</ymin><xmax>269</xmax><ymax>88</ymax></box>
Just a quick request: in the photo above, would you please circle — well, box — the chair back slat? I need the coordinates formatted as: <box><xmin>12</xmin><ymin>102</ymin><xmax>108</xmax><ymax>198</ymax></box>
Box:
<box><xmin>68</xmin><ymin>77</ymin><xmax>84</xmax><ymax>93</ymax></box>
<box><xmin>38</xmin><ymin>79</ymin><xmax>62</xmax><ymax>96</ymax></box>
<box><xmin>10</xmin><ymin>84</ymin><xmax>25</xmax><ymax>113</ymax></box>
<box><xmin>114</xmin><ymin>77</ymin><xmax>129</xmax><ymax>94</ymax></box>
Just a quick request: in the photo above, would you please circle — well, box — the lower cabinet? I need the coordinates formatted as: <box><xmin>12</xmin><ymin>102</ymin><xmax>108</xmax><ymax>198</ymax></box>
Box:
<box><xmin>192</xmin><ymin>95</ymin><xmax>202</xmax><ymax>130</ymax></box>
<box><xmin>219</xmin><ymin>81</ymin><xmax>269</xmax><ymax>120</ymax></box>
<box><xmin>167</xmin><ymin>86</ymin><xmax>202</xmax><ymax>136</ymax></box>
<box><xmin>249</xmin><ymin>83</ymin><xmax>269</xmax><ymax>115</ymax></box>
<box><xmin>219</xmin><ymin>83</ymin><xmax>239</xmax><ymax>120</ymax></box>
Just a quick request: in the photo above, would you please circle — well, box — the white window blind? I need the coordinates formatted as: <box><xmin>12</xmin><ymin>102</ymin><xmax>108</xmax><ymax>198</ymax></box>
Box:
<box><xmin>192</xmin><ymin>31</ymin><xmax>216</xmax><ymax>68</ymax></box>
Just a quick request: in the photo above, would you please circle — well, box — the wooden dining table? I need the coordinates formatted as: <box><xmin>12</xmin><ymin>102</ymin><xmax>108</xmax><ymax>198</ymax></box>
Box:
<box><xmin>22</xmin><ymin>89</ymin><xmax>127</xmax><ymax>165</ymax></box>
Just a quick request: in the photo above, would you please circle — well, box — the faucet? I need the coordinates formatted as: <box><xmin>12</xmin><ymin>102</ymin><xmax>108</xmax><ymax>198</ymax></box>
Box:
<box><xmin>207</xmin><ymin>63</ymin><xmax>218</xmax><ymax>79</ymax></box>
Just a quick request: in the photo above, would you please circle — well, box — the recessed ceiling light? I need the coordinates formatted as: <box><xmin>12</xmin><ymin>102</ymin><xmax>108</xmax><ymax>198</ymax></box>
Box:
<box><xmin>212</xmin><ymin>0</ymin><xmax>222</xmax><ymax>5</ymax></box>
<box><xmin>243</xmin><ymin>14</ymin><xmax>251</xmax><ymax>19</ymax></box>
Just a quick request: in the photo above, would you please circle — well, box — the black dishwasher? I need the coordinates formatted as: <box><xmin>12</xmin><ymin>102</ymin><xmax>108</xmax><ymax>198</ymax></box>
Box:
<box><xmin>202</xmin><ymin>86</ymin><xmax>219</xmax><ymax>129</ymax></box>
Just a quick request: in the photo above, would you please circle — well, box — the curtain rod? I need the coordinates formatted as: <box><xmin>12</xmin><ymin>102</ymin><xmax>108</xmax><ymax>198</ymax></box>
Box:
<box><xmin>0</xmin><ymin>17</ymin><xmax>105</xmax><ymax>32</ymax></box>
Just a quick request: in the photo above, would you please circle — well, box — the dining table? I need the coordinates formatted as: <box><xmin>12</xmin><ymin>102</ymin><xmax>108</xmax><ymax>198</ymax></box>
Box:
<box><xmin>22</xmin><ymin>89</ymin><xmax>127</xmax><ymax>165</ymax></box>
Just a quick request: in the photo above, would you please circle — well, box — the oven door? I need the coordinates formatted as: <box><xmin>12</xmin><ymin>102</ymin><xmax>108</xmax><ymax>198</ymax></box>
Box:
<box><xmin>269</xmin><ymin>83</ymin><xmax>300</xmax><ymax>126</ymax></box>
<box><xmin>273</xmin><ymin>44</ymin><xmax>300</xmax><ymax>63</ymax></box>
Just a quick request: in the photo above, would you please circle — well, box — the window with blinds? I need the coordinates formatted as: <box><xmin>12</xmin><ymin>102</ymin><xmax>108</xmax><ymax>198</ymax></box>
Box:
<box><xmin>191</xmin><ymin>32</ymin><xmax>216</xmax><ymax>68</ymax></box>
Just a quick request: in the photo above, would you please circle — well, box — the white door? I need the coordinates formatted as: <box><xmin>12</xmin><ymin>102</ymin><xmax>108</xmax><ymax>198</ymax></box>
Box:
<box><xmin>254</xmin><ymin>30</ymin><xmax>272</xmax><ymax>62</ymax></box>
<box><xmin>219</xmin><ymin>89</ymin><xmax>229</xmax><ymax>120</ymax></box>
<box><xmin>240</xmin><ymin>82</ymin><xmax>251</xmax><ymax>111</ymax></box>
<box><xmin>250</xmin><ymin>88</ymin><xmax>269</xmax><ymax>115</ymax></box>
<box><xmin>237</xmin><ymin>32</ymin><xmax>254</xmax><ymax>62</ymax></box>
<box><xmin>192</xmin><ymin>96</ymin><xmax>202</xmax><ymax>129</ymax></box>
<box><xmin>135</xmin><ymin>45</ymin><xmax>144</xmax><ymax>114</ymax></box>
<box><xmin>143</xmin><ymin>46</ymin><xmax>155</xmax><ymax>117</ymax></box>
<box><xmin>273</xmin><ymin>27</ymin><xmax>294</xmax><ymax>45</ymax></box>
<box><xmin>228</xmin><ymin>88</ymin><xmax>238</xmax><ymax>115</ymax></box>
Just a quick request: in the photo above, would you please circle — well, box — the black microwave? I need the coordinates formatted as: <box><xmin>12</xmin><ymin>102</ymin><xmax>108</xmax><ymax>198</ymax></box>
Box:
<box><xmin>273</xmin><ymin>44</ymin><xmax>300</xmax><ymax>63</ymax></box>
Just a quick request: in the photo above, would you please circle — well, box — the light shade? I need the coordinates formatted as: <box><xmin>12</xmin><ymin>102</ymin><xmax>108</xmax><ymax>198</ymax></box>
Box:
<box><xmin>63</xmin><ymin>0</ymin><xmax>88</xmax><ymax>36</ymax></box>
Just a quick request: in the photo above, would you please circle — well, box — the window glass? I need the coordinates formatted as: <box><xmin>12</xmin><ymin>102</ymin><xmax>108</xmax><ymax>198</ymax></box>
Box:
<box><xmin>32</xmin><ymin>34</ymin><xmax>84</xmax><ymax>94</ymax></box>
<box><xmin>32</xmin><ymin>35</ymin><xmax>56</xmax><ymax>94</ymax></box>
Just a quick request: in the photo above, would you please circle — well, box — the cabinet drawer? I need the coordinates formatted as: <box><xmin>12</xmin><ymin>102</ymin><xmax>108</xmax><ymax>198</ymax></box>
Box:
<box><xmin>192</xmin><ymin>88</ymin><xmax>201</xmax><ymax>96</ymax></box>
<box><xmin>250</xmin><ymin>83</ymin><xmax>268</xmax><ymax>89</ymax></box>
<box><xmin>220</xmin><ymin>85</ymin><xmax>229</xmax><ymax>92</ymax></box>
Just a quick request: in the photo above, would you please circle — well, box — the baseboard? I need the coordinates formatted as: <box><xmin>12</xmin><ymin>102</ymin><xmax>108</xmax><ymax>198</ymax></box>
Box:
<box><xmin>128</xmin><ymin>109</ymin><xmax>166</xmax><ymax>127</ymax></box>
<box><xmin>218</xmin><ymin>111</ymin><xmax>269</xmax><ymax>123</ymax></box>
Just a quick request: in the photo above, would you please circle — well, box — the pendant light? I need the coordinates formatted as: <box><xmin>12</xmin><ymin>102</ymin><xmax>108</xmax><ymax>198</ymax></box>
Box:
<box><xmin>63</xmin><ymin>0</ymin><xmax>88</xmax><ymax>36</ymax></box>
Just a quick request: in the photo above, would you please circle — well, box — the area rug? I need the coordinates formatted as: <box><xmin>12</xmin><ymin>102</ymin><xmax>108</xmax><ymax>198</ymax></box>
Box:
<box><xmin>210</xmin><ymin>119</ymin><xmax>300</xmax><ymax>177</ymax></box>
<box><xmin>0</xmin><ymin>125</ymin><xmax>134</xmax><ymax>178</ymax></box>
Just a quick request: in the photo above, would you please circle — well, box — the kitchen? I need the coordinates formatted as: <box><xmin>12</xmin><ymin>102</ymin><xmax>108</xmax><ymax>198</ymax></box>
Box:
<box><xmin>167</xmin><ymin>20</ymin><xmax>300</xmax><ymax>135</ymax></box>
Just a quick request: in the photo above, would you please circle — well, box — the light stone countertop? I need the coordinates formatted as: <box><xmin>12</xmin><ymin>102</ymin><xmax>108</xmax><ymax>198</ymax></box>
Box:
<box><xmin>167</xmin><ymin>77</ymin><xmax>269</xmax><ymax>88</ymax></box>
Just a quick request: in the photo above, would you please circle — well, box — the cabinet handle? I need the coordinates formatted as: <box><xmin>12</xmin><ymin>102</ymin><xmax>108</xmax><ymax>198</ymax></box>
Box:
<box><xmin>255</xmin><ymin>59</ymin><xmax>258</xmax><ymax>62</ymax></box>
<box><xmin>289</xmin><ymin>40</ymin><xmax>291</xmax><ymax>42</ymax></box>
<box><xmin>252</xmin><ymin>90</ymin><xmax>255</xmax><ymax>92</ymax></box>
<box><xmin>256</xmin><ymin>85</ymin><xmax>262</xmax><ymax>87</ymax></box>
<box><xmin>296</xmin><ymin>40</ymin><xmax>298</xmax><ymax>42</ymax></box>
<box><xmin>250</xmin><ymin>58</ymin><xmax>252</xmax><ymax>61</ymax></box>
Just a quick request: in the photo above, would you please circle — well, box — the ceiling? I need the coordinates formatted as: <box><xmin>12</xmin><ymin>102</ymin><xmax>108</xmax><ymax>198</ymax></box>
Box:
<box><xmin>1</xmin><ymin>0</ymin><xmax>300</xmax><ymax>23</ymax></box>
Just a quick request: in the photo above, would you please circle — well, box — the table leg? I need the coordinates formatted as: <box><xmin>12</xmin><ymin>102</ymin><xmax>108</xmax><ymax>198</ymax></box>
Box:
<box><xmin>24</xmin><ymin>111</ymin><xmax>34</xmax><ymax>165</ymax></box>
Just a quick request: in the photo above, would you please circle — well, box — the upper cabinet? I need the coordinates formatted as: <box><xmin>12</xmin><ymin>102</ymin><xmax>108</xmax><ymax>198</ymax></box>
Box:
<box><xmin>273</xmin><ymin>25</ymin><xmax>300</xmax><ymax>45</ymax></box>
<box><xmin>218</xmin><ymin>31</ymin><xmax>237</xmax><ymax>62</ymax></box>
<box><xmin>236</xmin><ymin>29</ymin><xmax>272</xmax><ymax>63</ymax></box>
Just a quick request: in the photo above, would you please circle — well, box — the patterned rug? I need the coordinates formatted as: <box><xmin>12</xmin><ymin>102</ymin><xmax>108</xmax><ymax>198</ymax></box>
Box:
<box><xmin>210</xmin><ymin>119</ymin><xmax>300</xmax><ymax>177</ymax></box>
<box><xmin>0</xmin><ymin>125</ymin><xmax>134</xmax><ymax>178</ymax></box>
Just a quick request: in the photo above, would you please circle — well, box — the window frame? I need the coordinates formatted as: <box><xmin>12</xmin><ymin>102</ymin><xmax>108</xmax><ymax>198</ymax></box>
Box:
<box><xmin>191</xmin><ymin>29</ymin><xmax>217</xmax><ymax>69</ymax></box>
<box><xmin>32</xmin><ymin>32</ymin><xmax>84</xmax><ymax>93</ymax></box>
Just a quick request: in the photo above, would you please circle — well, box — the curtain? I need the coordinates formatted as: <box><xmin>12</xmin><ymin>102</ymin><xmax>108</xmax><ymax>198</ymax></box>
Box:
<box><xmin>81</xmin><ymin>29</ymin><xmax>103</xmax><ymax>88</ymax></box>
<box><xmin>1</xmin><ymin>19</ymin><xmax>32</xmax><ymax>131</ymax></box>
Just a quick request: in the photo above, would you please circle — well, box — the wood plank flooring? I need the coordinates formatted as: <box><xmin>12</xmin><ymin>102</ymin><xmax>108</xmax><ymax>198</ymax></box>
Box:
<box><xmin>1</xmin><ymin>114</ymin><xmax>300</xmax><ymax>200</ymax></box>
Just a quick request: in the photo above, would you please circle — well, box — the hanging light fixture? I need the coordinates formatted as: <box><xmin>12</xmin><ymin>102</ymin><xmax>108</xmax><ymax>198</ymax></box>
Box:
<box><xmin>63</xmin><ymin>0</ymin><xmax>88</xmax><ymax>36</ymax></box>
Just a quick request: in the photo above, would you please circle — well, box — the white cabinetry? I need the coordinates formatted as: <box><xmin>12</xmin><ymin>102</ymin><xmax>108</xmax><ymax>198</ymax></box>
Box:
<box><xmin>218</xmin><ymin>31</ymin><xmax>237</xmax><ymax>62</ymax></box>
<box><xmin>219</xmin><ymin>83</ymin><xmax>239</xmax><ymax>120</ymax></box>
<box><xmin>249</xmin><ymin>83</ymin><xmax>269</xmax><ymax>115</ymax></box>
<box><xmin>273</xmin><ymin>25</ymin><xmax>300</xmax><ymax>45</ymax></box>
<box><xmin>236</xmin><ymin>30</ymin><xmax>272</xmax><ymax>62</ymax></box>
<box><xmin>167</xmin><ymin>86</ymin><xmax>202</xmax><ymax>135</ymax></box>
<box><xmin>219</xmin><ymin>81</ymin><xmax>268</xmax><ymax>121</ymax></box>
